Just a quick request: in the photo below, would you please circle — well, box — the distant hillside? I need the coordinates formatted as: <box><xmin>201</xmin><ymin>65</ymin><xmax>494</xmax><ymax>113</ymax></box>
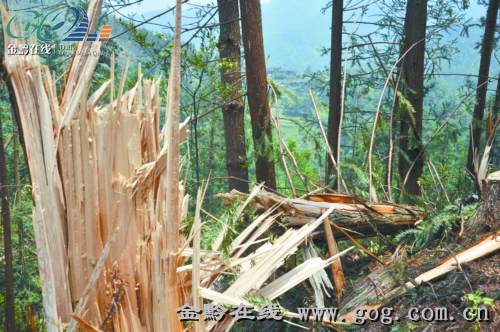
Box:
<box><xmin>261</xmin><ymin>0</ymin><xmax>331</xmax><ymax>71</ymax></box>
<box><xmin>130</xmin><ymin>0</ymin><xmax>331</xmax><ymax>71</ymax></box>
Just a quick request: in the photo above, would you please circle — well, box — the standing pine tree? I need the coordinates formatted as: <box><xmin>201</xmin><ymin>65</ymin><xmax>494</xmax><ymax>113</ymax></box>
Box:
<box><xmin>217</xmin><ymin>0</ymin><xmax>249</xmax><ymax>193</ymax></box>
<box><xmin>0</xmin><ymin>60</ymin><xmax>15</xmax><ymax>331</ymax></box>
<box><xmin>327</xmin><ymin>0</ymin><xmax>343</xmax><ymax>191</ymax></box>
<box><xmin>467</xmin><ymin>0</ymin><xmax>500</xmax><ymax>184</ymax></box>
<box><xmin>239</xmin><ymin>0</ymin><xmax>277</xmax><ymax>190</ymax></box>
<box><xmin>398</xmin><ymin>0</ymin><xmax>428</xmax><ymax>197</ymax></box>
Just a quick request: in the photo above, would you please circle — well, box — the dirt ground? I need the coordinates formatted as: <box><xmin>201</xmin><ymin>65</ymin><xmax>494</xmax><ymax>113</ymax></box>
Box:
<box><xmin>343</xmin><ymin>250</ymin><xmax>500</xmax><ymax>332</ymax></box>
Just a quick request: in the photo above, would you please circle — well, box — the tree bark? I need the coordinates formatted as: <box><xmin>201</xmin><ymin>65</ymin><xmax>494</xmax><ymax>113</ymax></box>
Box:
<box><xmin>217</xmin><ymin>0</ymin><xmax>249</xmax><ymax>193</ymax></box>
<box><xmin>491</xmin><ymin>76</ymin><xmax>500</xmax><ymax>167</ymax></box>
<box><xmin>0</xmin><ymin>101</ymin><xmax>16</xmax><ymax>332</ymax></box>
<box><xmin>239</xmin><ymin>0</ymin><xmax>277</xmax><ymax>190</ymax></box>
<box><xmin>279</xmin><ymin>204</ymin><xmax>421</xmax><ymax>241</ymax></box>
<box><xmin>218</xmin><ymin>190</ymin><xmax>423</xmax><ymax>241</ymax></box>
<box><xmin>468</xmin><ymin>171</ymin><xmax>500</xmax><ymax>231</ymax></box>
<box><xmin>11</xmin><ymin>113</ymin><xmax>24</xmax><ymax>265</ymax></box>
<box><xmin>338</xmin><ymin>255</ymin><xmax>406</xmax><ymax>315</ymax></box>
<box><xmin>467</xmin><ymin>0</ymin><xmax>500</xmax><ymax>176</ymax></box>
<box><xmin>12</xmin><ymin>116</ymin><xmax>20</xmax><ymax>204</ymax></box>
<box><xmin>397</xmin><ymin>0</ymin><xmax>427</xmax><ymax>196</ymax></box>
<box><xmin>494</xmin><ymin>75</ymin><xmax>500</xmax><ymax>118</ymax></box>
<box><xmin>327</xmin><ymin>0</ymin><xmax>343</xmax><ymax>190</ymax></box>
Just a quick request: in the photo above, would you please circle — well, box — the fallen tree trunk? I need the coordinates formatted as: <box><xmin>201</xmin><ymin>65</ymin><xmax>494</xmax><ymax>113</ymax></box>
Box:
<box><xmin>338</xmin><ymin>253</ymin><xmax>407</xmax><ymax>315</ymax></box>
<box><xmin>217</xmin><ymin>190</ymin><xmax>424</xmax><ymax>240</ymax></box>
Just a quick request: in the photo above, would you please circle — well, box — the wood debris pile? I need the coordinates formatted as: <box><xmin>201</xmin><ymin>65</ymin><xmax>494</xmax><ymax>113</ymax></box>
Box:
<box><xmin>218</xmin><ymin>173</ymin><xmax>500</xmax><ymax>329</ymax></box>
<box><xmin>333</xmin><ymin>171</ymin><xmax>500</xmax><ymax>328</ymax></box>
<box><xmin>218</xmin><ymin>175</ymin><xmax>500</xmax><ymax>329</ymax></box>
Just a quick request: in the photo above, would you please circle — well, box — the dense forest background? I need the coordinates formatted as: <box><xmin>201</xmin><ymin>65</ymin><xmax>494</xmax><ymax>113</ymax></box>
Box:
<box><xmin>1</xmin><ymin>0</ymin><xmax>500</xmax><ymax>330</ymax></box>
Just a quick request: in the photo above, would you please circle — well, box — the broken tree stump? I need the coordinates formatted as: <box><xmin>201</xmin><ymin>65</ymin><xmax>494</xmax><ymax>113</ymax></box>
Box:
<box><xmin>468</xmin><ymin>170</ymin><xmax>500</xmax><ymax>231</ymax></box>
<box><xmin>217</xmin><ymin>189</ymin><xmax>424</xmax><ymax>241</ymax></box>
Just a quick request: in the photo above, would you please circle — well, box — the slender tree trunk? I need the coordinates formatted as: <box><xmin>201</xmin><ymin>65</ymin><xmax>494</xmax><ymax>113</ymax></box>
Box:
<box><xmin>492</xmin><ymin>75</ymin><xmax>500</xmax><ymax>168</ymax></box>
<box><xmin>193</xmin><ymin>115</ymin><xmax>200</xmax><ymax>183</ymax></box>
<box><xmin>12</xmin><ymin>118</ymin><xmax>20</xmax><ymax>204</ymax></box>
<box><xmin>494</xmin><ymin>75</ymin><xmax>500</xmax><ymax>117</ymax></box>
<box><xmin>191</xmin><ymin>76</ymin><xmax>203</xmax><ymax>185</ymax></box>
<box><xmin>208</xmin><ymin>116</ymin><xmax>215</xmax><ymax>207</ymax></box>
<box><xmin>209</xmin><ymin>116</ymin><xmax>215</xmax><ymax>174</ymax></box>
<box><xmin>397</xmin><ymin>0</ymin><xmax>427</xmax><ymax>196</ymax></box>
<box><xmin>467</xmin><ymin>0</ymin><xmax>500</xmax><ymax>175</ymax></box>
<box><xmin>217</xmin><ymin>0</ymin><xmax>249</xmax><ymax>193</ymax></box>
<box><xmin>327</xmin><ymin>0</ymin><xmax>343</xmax><ymax>190</ymax></box>
<box><xmin>239</xmin><ymin>0</ymin><xmax>276</xmax><ymax>190</ymax></box>
<box><xmin>0</xmin><ymin>106</ymin><xmax>16</xmax><ymax>332</ymax></box>
<box><xmin>12</xmin><ymin>114</ymin><xmax>24</xmax><ymax>265</ymax></box>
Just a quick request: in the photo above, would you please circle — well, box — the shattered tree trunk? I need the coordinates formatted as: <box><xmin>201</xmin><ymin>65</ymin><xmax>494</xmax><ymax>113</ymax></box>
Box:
<box><xmin>2</xmin><ymin>0</ymin><xmax>187</xmax><ymax>330</ymax></box>
<box><xmin>218</xmin><ymin>190</ymin><xmax>423</xmax><ymax>240</ymax></box>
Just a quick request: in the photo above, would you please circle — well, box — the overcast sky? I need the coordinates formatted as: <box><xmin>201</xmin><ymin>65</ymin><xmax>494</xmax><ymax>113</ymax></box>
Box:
<box><xmin>117</xmin><ymin>0</ymin><xmax>484</xmax><ymax>22</ymax></box>
<box><xmin>117</xmin><ymin>0</ymin><xmax>274</xmax><ymax>16</ymax></box>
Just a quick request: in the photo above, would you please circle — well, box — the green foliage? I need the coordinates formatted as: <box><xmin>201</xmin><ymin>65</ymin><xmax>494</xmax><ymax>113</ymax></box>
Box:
<box><xmin>280</xmin><ymin>117</ymin><xmax>323</xmax><ymax>155</ymax></box>
<box><xmin>268</xmin><ymin>77</ymin><xmax>300</xmax><ymax>107</ymax></box>
<box><xmin>200</xmin><ymin>198</ymin><xmax>248</xmax><ymax>256</ymax></box>
<box><xmin>463</xmin><ymin>290</ymin><xmax>495</xmax><ymax>311</ymax></box>
<box><xmin>243</xmin><ymin>294</ymin><xmax>286</xmax><ymax>314</ymax></box>
<box><xmin>395</xmin><ymin>204</ymin><xmax>472</xmax><ymax>249</ymax></box>
<box><xmin>0</xmin><ymin>79</ymin><xmax>44</xmax><ymax>330</ymax></box>
<box><xmin>273</xmin><ymin>138</ymin><xmax>319</xmax><ymax>196</ymax></box>
<box><xmin>462</xmin><ymin>290</ymin><xmax>495</xmax><ymax>331</ymax></box>
<box><xmin>367</xmin><ymin>240</ymin><xmax>381</xmax><ymax>253</ymax></box>
<box><xmin>396</xmin><ymin>91</ymin><xmax>416</xmax><ymax>126</ymax></box>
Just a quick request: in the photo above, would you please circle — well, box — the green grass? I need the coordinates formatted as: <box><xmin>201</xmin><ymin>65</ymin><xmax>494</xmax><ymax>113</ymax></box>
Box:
<box><xmin>276</xmin><ymin>118</ymin><xmax>309</xmax><ymax>150</ymax></box>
